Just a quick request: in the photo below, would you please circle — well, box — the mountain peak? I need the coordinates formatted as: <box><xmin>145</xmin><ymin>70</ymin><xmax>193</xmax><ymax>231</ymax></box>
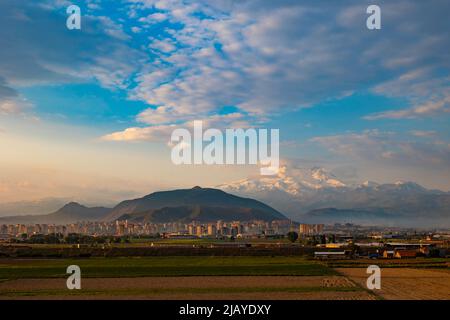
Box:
<box><xmin>392</xmin><ymin>181</ymin><xmax>427</xmax><ymax>192</ymax></box>
<box><xmin>361</xmin><ymin>181</ymin><xmax>379</xmax><ymax>187</ymax></box>
<box><xmin>62</xmin><ymin>202</ymin><xmax>85</xmax><ymax>209</ymax></box>
<box><xmin>105</xmin><ymin>187</ymin><xmax>286</xmax><ymax>222</ymax></box>
<box><xmin>50</xmin><ymin>202</ymin><xmax>111</xmax><ymax>222</ymax></box>
<box><xmin>311</xmin><ymin>167</ymin><xmax>332</xmax><ymax>181</ymax></box>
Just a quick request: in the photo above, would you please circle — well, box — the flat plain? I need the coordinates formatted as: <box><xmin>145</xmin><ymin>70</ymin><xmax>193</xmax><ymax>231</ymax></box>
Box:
<box><xmin>0</xmin><ymin>275</ymin><xmax>373</xmax><ymax>300</ymax></box>
<box><xmin>0</xmin><ymin>256</ymin><xmax>448</xmax><ymax>300</ymax></box>
<box><xmin>0</xmin><ymin>256</ymin><xmax>374</xmax><ymax>299</ymax></box>
<box><xmin>337</xmin><ymin>267</ymin><xmax>450</xmax><ymax>300</ymax></box>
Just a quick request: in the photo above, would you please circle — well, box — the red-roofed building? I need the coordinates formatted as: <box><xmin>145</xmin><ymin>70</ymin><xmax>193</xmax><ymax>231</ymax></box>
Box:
<box><xmin>394</xmin><ymin>249</ymin><xmax>417</xmax><ymax>259</ymax></box>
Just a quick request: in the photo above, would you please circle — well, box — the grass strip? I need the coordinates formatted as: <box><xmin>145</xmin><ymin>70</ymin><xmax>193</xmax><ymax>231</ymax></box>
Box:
<box><xmin>0</xmin><ymin>285</ymin><xmax>363</xmax><ymax>297</ymax></box>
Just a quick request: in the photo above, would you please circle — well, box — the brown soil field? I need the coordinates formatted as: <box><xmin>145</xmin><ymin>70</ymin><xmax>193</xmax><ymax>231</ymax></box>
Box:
<box><xmin>337</xmin><ymin>268</ymin><xmax>450</xmax><ymax>300</ymax></box>
<box><xmin>0</xmin><ymin>291</ymin><xmax>376</xmax><ymax>300</ymax></box>
<box><xmin>0</xmin><ymin>276</ymin><xmax>375</xmax><ymax>300</ymax></box>
<box><xmin>0</xmin><ymin>276</ymin><xmax>351</xmax><ymax>290</ymax></box>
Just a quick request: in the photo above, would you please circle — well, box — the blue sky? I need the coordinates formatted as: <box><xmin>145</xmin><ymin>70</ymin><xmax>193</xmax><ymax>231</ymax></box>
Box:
<box><xmin>0</xmin><ymin>0</ymin><xmax>449</xmax><ymax>203</ymax></box>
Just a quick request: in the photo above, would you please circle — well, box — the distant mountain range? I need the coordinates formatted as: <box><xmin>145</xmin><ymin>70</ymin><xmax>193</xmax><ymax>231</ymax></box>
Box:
<box><xmin>0</xmin><ymin>198</ymin><xmax>71</xmax><ymax>217</ymax></box>
<box><xmin>0</xmin><ymin>202</ymin><xmax>111</xmax><ymax>224</ymax></box>
<box><xmin>1</xmin><ymin>168</ymin><xmax>449</xmax><ymax>227</ymax></box>
<box><xmin>218</xmin><ymin>166</ymin><xmax>450</xmax><ymax>227</ymax></box>
<box><xmin>0</xmin><ymin>187</ymin><xmax>286</xmax><ymax>224</ymax></box>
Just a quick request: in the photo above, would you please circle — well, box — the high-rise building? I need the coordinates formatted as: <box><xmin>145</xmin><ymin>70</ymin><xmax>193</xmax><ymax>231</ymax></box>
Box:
<box><xmin>196</xmin><ymin>225</ymin><xmax>204</xmax><ymax>236</ymax></box>
<box><xmin>299</xmin><ymin>224</ymin><xmax>325</xmax><ymax>235</ymax></box>
<box><xmin>207</xmin><ymin>224</ymin><xmax>216</xmax><ymax>236</ymax></box>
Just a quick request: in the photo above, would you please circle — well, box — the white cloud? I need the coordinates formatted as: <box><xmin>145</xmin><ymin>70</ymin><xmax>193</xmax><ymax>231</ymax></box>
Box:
<box><xmin>365</xmin><ymin>92</ymin><xmax>450</xmax><ymax>120</ymax></box>
<box><xmin>0</xmin><ymin>1</ymin><xmax>142</xmax><ymax>93</ymax></box>
<box><xmin>101</xmin><ymin>124</ymin><xmax>177</xmax><ymax>142</ymax></box>
<box><xmin>149</xmin><ymin>39</ymin><xmax>177</xmax><ymax>53</ymax></box>
<box><xmin>95</xmin><ymin>16</ymin><xmax>131</xmax><ymax>41</ymax></box>
<box><xmin>0</xmin><ymin>100</ymin><xmax>39</xmax><ymax>122</ymax></box>
<box><xmin>101</xmin><ymin>112</ymin><xmax>252</xmax><ymax>142</ymax></box>
<box><xmin>410</xmin><ymin>130</ymin><xmax>437</xmax><ymax>138</ymax></box>
<box><xmin>137</xmin><ymin>106</ymin><xmax>182</xmax><ymax>125</ymax></box>
<box><xmin>131</xmin><ymin>26</ymin><xmax>142</xmax><ymax>33</ymax></box>
<box><xmin>311</xmin><ymin>130</ymin><xmax>450</xmax><ymax>169</ymax></box>
<box><xmin>138</xmin><ymin>12</ymin><xmax>168</xmax><ymax>24</ymax></box>
<box><xmin>122</xmin><ymin>0</ymin><xmax>450</xmax><ymax>125</ymax></box>
<box><xmin>0</xmin><ymin>99</ymin><xmax>32</xmax><ymax>115</ymax></box>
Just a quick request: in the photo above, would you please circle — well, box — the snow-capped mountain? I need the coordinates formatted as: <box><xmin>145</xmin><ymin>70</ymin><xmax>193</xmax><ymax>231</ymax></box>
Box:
<box><xmin>360</xmin><ymin>180</ymin><xmax>379</xmax><ymax>188</ymax></box>
<box><xmin>218</xmin><ymin>166</ymin><xmax>347</xmax><ymax>197</ymax></box>
<box><xmin>217</xmin><ymin>166</ymin><xmax>450</xmax><ymax>227</ymax></box>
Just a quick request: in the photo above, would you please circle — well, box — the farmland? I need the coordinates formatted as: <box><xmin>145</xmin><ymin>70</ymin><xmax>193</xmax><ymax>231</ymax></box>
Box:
<box><xmin>0</xmin><ymin>276</ymin><xmax>373</xmax><ymax>300</ymax></box>
<box><xmin>0</xmin><ymin>256</ymin><xmax>448</xmax><ymax>300</ymax></box>
<box><xmin>338</xmin><ymin>268</ymin><xmax>450</xmax><ymax>300</ymax></box>
<box><xmin>0</xmin><ymin>256</ymin><xmax>334</xmax><ymax>279</ymax></box>
<box><xmin>0</xmin><ymin>256</ymin><xmax>373</xmax><ymax>299</ymax></box>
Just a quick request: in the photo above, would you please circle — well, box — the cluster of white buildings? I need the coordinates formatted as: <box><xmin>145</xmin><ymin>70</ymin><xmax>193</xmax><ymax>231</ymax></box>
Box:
<box><xmin>299</xmin><ymin>224</ymin><xmax>325</xmax><ymax>235</ymax></box>
<box><xmin>0</xmin><ymin>219</ymin><xmax>293</xmax><ymax>239</ymax></box>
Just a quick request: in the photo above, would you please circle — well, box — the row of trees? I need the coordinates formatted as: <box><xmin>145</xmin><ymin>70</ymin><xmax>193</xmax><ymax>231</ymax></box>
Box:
<box><xmin>286</xmin><ymin>232</ymin><xmax>337</xmax><ymax>245</ymax></box>
<box><xmin>10</xmin><ymin>233</ymin><xmax>139</xmax><ymax>245</ymax></box>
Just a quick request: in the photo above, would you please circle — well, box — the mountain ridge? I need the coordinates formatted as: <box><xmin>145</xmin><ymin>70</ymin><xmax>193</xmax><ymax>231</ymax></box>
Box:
<box><xmin>0</xmin><ymin>202</ymin><xmax>111</xmax><ymax>224</ymax></box>
<box><xmin>218</xmin><ymin>166</ymin><xmax>450</xmax><ymax>227</ymax></box>
<box><xmin>0</xmin><ymin>187</ymin><xmax>287</xmax><ymax>224</ymax></box>
<box><xmin>105</xmin><ymin>186</ymin><xmax>286</xmax><ymax>222</ymax></box>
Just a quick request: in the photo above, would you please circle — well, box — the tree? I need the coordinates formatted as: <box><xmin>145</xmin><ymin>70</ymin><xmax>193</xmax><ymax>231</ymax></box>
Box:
<box><xmin>331</xmin><ymin>234</ymin><xmax>336</xmax><ymax>243</ymax></box>
<box><xmin>287</xmin><ymin>231</ymin><xmax>298</xmax><ymax>243</ymax></box>
<box><xmin>348</xmin><ymin>241</ymin><xmax>360</xmax><ymax>256</ymax></box>
<box><xmin>429</xmin><ymin>248</ymin><xmax>441</xmax><ymax>258</ymax></box>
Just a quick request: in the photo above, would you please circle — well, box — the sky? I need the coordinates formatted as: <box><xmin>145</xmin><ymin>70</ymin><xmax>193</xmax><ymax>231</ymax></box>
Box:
<box><xmin>0</xmin><ymin>0</ymin><xmax>449</xmax><ymax>204</ymax></box>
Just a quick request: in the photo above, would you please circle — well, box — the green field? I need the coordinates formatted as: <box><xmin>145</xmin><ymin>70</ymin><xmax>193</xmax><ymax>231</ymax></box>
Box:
<box><xmin>325</xmin><ymin>257</ymin><xmax>449</xmax><ymax>269</ymax></box>
<box><xmin>0</xmin><ymin>256</ymin><xmax>334</xmax><ymax>279</ymax></box>
<box><xmin>3</xmin><ymin>256</ymin><xmax>446</xmax><ymax>299</ymax></box>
